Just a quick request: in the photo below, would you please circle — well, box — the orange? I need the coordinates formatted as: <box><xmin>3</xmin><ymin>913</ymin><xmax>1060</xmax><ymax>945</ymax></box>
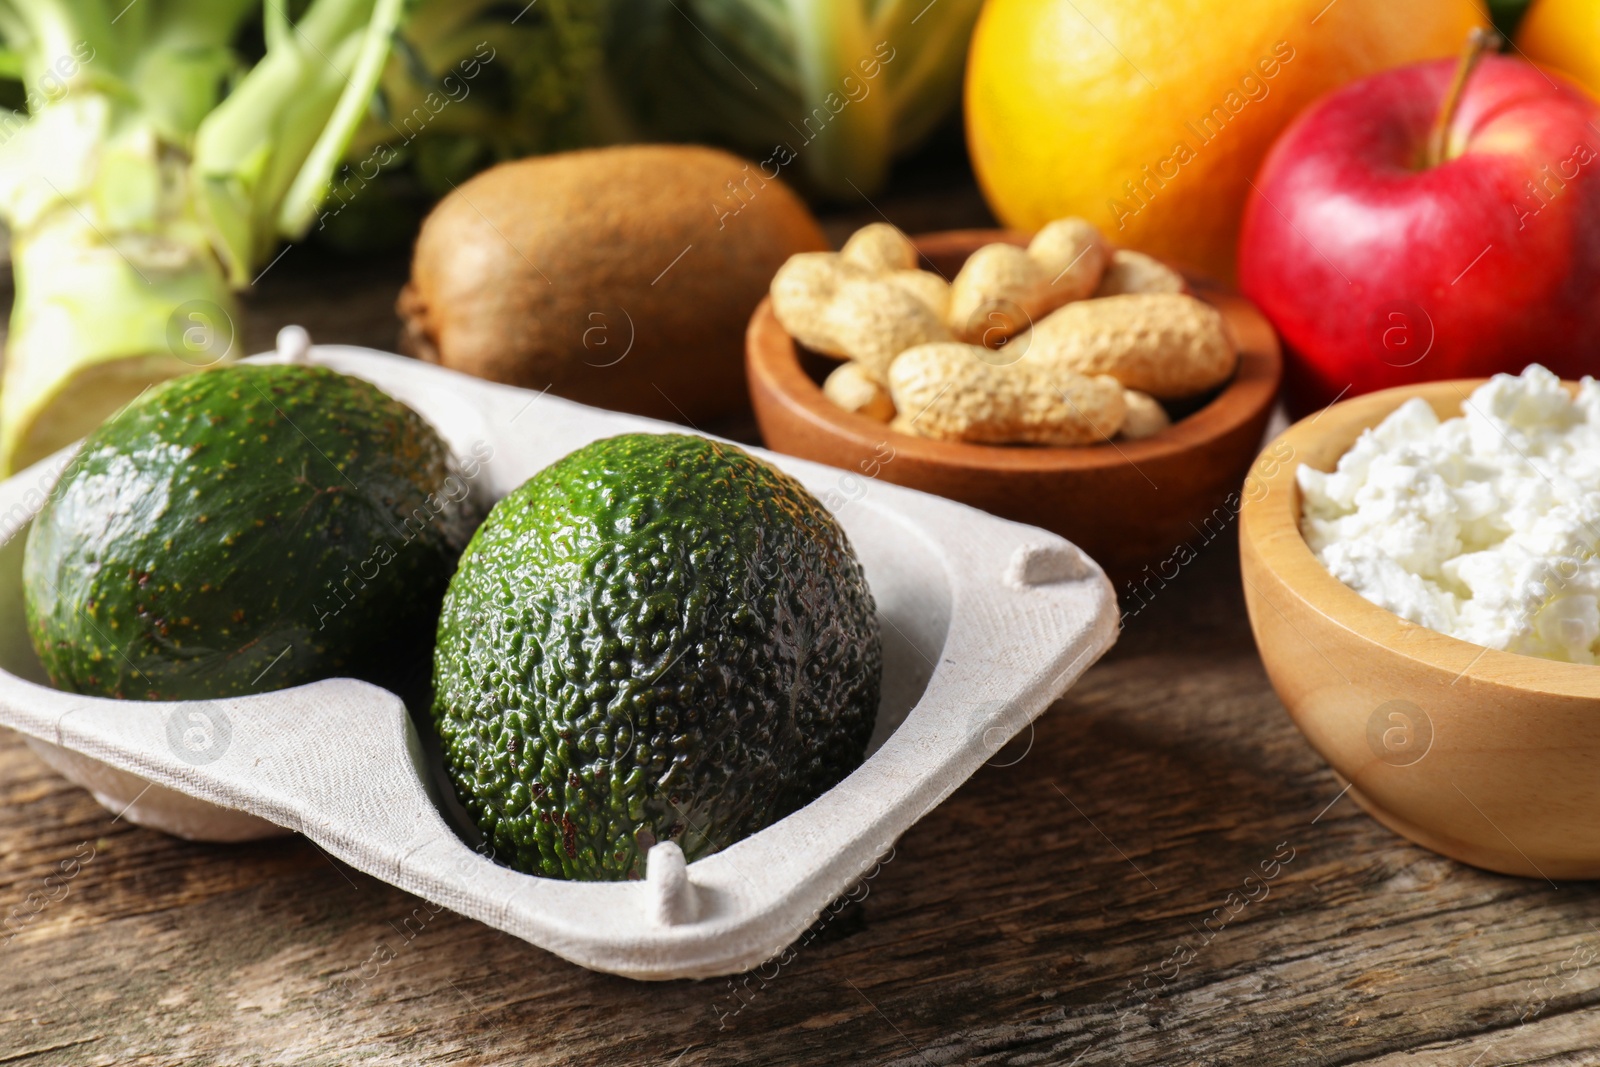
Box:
<box><xmin>1518</xmin><ymin>0</ymin><xmax>1600</xmax><ymax>98</ymax></box>
<box><xmin>965</xmin><ymin>0</ymin><xmax>1487</xmax><ymax>281</ymax></box>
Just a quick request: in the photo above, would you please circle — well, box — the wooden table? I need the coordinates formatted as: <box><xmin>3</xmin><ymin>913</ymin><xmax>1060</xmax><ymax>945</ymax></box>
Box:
<box><xmin>1</xmin><ymin>180</ymin><xmax>1598</xmax><ymax>1067</ymax></box>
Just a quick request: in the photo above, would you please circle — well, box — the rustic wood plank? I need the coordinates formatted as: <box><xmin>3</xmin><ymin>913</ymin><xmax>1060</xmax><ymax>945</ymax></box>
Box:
<box><xmin>0</xmin><ymin>172</ymin><xmax>1597</xmax><ymax>1065</ymax></box>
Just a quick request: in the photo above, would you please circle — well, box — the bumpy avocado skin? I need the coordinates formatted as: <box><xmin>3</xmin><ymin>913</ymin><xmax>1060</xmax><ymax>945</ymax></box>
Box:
<box><xmin>23</xmin><ymin>363</ymin><xmax>475</xmax><ymax>701</ymax></box>
<box><xmin>432</xmin><ymin>433</ymin><xmax>881</xmax><ymax>881</ymax></box>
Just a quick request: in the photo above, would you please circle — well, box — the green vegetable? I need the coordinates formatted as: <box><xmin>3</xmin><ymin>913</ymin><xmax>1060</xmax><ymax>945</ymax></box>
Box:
<box><xmin>0</xmin><ymin>0</ymin><xmax>603</xmax><ymax>475</ymax></box>
<box><xmin>23</xmin><ymin>362</ymin><xmax>475</xmax><ymax>701</ymax></box>
<box><xmin>321</xmin><ymin>0</ymin><xmax>603</xmax><ymax>248</ymax></box>
<box><xmin>596</xmin><ymin>0</ymin><xmax>983</xmax><ymax>197</ymax></box>
<box><xmin>431</xmin><ymin>432</ymin><xmax>881</xmax><ymax>880</ymax></box>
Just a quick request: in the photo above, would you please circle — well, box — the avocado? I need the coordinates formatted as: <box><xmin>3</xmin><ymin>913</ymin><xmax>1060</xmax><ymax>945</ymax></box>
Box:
<box><xmin>23</xmin><ymin>363</ymin><xmax>476</xmax><ymax>701</ymax></box>
<box><xmin>431</xmin><ymin>433</ymin><xmax>881</xmax><ymax>880</ymax></box>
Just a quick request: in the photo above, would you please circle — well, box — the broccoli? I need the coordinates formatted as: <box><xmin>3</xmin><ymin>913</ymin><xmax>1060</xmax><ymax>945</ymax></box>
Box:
<box><xmin>0</xmin><ymin>0</ymin><xmax>602</xmax><ymax>474</ymax></box>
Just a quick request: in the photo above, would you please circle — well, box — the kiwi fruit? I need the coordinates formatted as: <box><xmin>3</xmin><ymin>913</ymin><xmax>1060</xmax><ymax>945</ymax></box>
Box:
<box><xmin>398</xmin><ymin>144</ymin><xmax>828</xmax><ymax>425</ymax></box>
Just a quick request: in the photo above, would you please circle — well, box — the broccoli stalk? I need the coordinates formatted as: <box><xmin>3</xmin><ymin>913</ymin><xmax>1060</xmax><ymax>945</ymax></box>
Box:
<box><xmin>0</xmin><ymin>0</ymin><xmax>403</xmax><ymax>474</ymax></box>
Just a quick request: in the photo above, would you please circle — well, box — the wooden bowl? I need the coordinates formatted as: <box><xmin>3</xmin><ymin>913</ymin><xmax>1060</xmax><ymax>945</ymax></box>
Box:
<box><xmin>746</xmin><ymin>230</ymin><xmax>1283</xmax><ymax>583</ymax></box>
<box><xmin>1241</xmin><ymin>378</ymin><xmax>1600</xmax><ymax>880</ymax></box>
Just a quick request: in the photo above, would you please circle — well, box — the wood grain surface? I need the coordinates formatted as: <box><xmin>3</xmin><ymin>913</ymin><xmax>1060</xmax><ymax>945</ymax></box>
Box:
<box><xmin>2</xmin><ymin>172</ymin><xmax>1598</xmax><ymax>1066</ymax></box>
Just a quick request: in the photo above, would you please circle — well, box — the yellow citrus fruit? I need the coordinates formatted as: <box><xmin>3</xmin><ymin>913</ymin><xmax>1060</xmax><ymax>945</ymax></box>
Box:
<box><xmin>1518</xmin><ymin>0</ymin><xmax>1600</xmax><ymax>97</ymax></box>
<box><xmin>965</xmin><ymin>0</ymin><xmax>1488</xmax><ymax>281</ymax></box>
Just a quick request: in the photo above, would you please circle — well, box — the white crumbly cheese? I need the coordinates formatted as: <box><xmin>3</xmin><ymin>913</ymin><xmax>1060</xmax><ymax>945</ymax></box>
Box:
<box><xmin>1298</xmin><ymin>365</ymin><xmax>1600</xmax><ymax>664</ymax></box>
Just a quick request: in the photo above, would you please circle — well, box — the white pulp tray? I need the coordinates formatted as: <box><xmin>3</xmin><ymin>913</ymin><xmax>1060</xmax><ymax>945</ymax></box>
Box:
<box><xmin>0</xmin><ymin>343</ymin><xmax>1118</xmax><ymax>979</ymax></box>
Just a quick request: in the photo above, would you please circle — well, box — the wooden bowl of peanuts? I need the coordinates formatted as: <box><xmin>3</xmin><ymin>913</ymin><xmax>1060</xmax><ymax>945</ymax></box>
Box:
<box><xmin>746</xmin><ymin>227</ymin><xmax>1282</xmax><ymax>583</ymax></box>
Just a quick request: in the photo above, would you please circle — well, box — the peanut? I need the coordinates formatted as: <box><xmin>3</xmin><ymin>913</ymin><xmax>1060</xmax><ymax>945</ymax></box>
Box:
<box><xmin>888</xmin><ymin>413</ymin><xmax>921</xmax><ymax>438</ymax></box>
<box><xmin>771</xmin><ymin>226</ymin><xmax>950</xmax><ymax>376</ymax></box>
<box><xmin>1026</xmin><ymin>293</ymin><xmax>1236</xmax><ymax>400</ymax></box>
<box><xmin>1095</xmin><ymin>250</ymin><xmax>1185</xmax><ymax>297</ymax></box>
<box><xmin>770</xmin><ymin>252</ymin><xmax>861</xmax><ymax>357</ymax></box>
<box><xmin>777</xmin><ymin>221</ymin><xmax>1223</xmax><ymax>440</ymax></box>
<box><xmin>840</xmin><ymin>222</ymin><xmax>918</xmax><ymax>275</ymax></box>
<box><xmin>886</xmin><ymin>268</ymin><xmax>951</xmax><ymax>319</ymax></box>
<box><xmin>823</xmin><ymin>362</ymin><xmax>896</xmax><ymax>422</ymax></box>
<box><xmin>947</xmin><ymin>219</ymin><xmax>1109</xmax><ymax>346</ymax></box>
<box><xmin>887</xmin><ymin>342</ymin><xmax>1126</xmax><ymax>446</ymax></box>
<box><xmin>947</xmin><ymin>244</ymin><xmax>1044</xmax><ymax>345</ymax></box>
<box><xmin>1119</xmin><ymin>389</ymin><xmax>1171</xmax><ymax>440</ymax></box>
<box><xmin>1027</xmin><ymin>218</ymin><xmax>1110</xmax><ymax>301</ymax></box>
<box><xmin>822</xmin><ymin>277</ymin><xmax>952</xmax><ymax>382</ymax></box>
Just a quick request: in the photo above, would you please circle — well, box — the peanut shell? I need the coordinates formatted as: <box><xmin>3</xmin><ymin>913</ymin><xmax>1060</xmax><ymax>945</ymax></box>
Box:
<box><xmin>946</xmin><ymin>244</ymin><xmax>1048</xmax><ymax>344</ymax></box>
<box><xmin>886</xmin><ymin>269</ymin><xmax>951</xmax><ymax>319</ymax></box>
<box><xmin>1119</xmin><ymin>389</ymin><xmax>1171</xmax><ymax>440</ymax></box>
<box><xmin>1027</xmin><ymin>293</ymin><xmax>1236</xmax><ymax>399</ymax></box>
<box><xmin>1094</xmin><ymin>250</ymin><xmax>1185</xmax><ymax>297</ymax></box>
<box><xmin>823</xmin><ymin>278</ymin><xmax>952</xmax><ymax>382</ymax></box>
<box><xmin>839</xmin><ymin>223</ymin><xmax>918</xmax><ymax>275</ymax></box>
<box><xmin>1027</xmin><ymin>218</ymin><xmax>1109</xmax><ymax>302</ymax></box>
<box><xmin>887</xmin><ymin>342</ymin><xmax>1126</xmax><ymax>446</ymax></box>
<box><xmin>823</xmin><ymin>362</ymin><xmax>896</xmax><ymax>422</ymax></box>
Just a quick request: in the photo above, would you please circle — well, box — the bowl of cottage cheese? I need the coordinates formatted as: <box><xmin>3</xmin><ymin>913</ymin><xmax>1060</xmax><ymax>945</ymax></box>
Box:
<box><xmin>1239</xmin><ymin>365</ymin><xmax>1600</xmax><ymax>881</ymax></box>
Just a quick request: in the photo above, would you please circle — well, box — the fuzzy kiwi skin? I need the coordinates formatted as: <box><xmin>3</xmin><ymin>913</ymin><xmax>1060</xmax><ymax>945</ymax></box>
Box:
<box><xmin>398</xmin><ymin>144</ymin><xmax>828</xmax><ymax>426</ymax></box>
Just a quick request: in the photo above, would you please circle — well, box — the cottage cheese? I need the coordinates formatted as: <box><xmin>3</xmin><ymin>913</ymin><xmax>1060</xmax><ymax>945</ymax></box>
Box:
<box><xmin>1298</xmin><ymin>365</ymin><xmax>1600</xmax><ymax>664</ymax></box>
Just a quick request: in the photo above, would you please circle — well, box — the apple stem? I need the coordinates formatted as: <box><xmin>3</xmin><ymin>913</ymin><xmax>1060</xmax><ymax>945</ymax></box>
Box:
<box><xmin>1426</xmin><ymin>27</ymin><xmax>1500</xmax><ymax>168</ymax></box>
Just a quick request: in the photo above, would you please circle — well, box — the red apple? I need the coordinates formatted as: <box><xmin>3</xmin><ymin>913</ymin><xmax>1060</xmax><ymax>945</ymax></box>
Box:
<box><xmin>1238</xmin><ymin>41</ymin><xmax>1600</xmax><ymax>416</ymax></box>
